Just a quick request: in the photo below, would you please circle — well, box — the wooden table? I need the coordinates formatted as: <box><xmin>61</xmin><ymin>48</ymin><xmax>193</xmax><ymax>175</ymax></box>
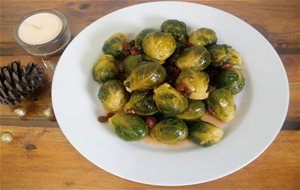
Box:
<box><xmin>1</xmin><ymin>0</ymin><xmax>299</xmax><ymax>189</ymax></box>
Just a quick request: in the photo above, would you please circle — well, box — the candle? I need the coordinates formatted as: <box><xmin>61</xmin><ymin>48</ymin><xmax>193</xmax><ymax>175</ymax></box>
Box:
<box><xmin>13</xmin><ymin>10</ymin><xmax>71</xmax><ymax>56</ymax></box>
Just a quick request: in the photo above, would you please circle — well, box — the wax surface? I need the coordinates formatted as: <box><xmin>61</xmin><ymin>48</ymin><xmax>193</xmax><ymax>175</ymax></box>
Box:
<box><xmin>18</xmin><ymin>12</ymin><xmax>63</xmax><ymax>45</ymax></box>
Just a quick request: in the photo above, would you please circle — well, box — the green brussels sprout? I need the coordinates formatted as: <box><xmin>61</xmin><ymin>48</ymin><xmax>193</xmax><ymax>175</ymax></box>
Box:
<box><xmin>176</xmin><ymin>70</ymin><xmax>210</xmax><ymax>100</ymax></box>
<box><xmin>98</xmin><ymin>80</ymin><xmax>128</xmax><ymax>112</ymax></box>
<box><xmin>216</xmin><ymin>68</ymin><xmax>245</xmax><ymax>94</ymax></box>
<box><xmin>108</xmin><ymin>113</ymin><xmax>148</xmax><ymax>141</ymax></box>
<box><xmin>160</xmin><ymin>19</ymin><xmax>188</xmax><ymax>43</ymax></box>
<box><xmin>206</xmin><ymin>88</ymin><xmax>236</xmax><ymax>122</ymax></box>
<box><xmin>208</xmin><ymin>44</ymin><xmax>241</xmax><ymax>67</ymax></box>
<box><xmin>92</xmin><ymin>55</ymin><xmax>118</xmax><ymax>83</ymax></box>
<box><xmin>151</xmin><ymin>118</ymin><xmax>188</xmax><ymax>144</ymax></box>
<box><xmin>175</xmin><ymin>46</ymin><xmax>211</xmax><ymax>72</ymax></box>
<box><xmin>102</xmin><ymin>33</ymin><xmax>129</xmax><ymax>58</ymax></box>
<box><xmin>135</xmin><ymin>28</ymin><xmax>158</xmax><ymax>50</ymax></box>
<box><xmin>124</xmin><ymin>91</ymin><xmax>158</xmax><ymax>116</ymax></box>
<box><xmin>123</xmin><ymin>62</ymin><xmax>166</xmax><ymax>92</ymax></box>
<box><xmin>142</xmin><ymin>31</ymin><xmax>176</xmax><ymax>61</ymax></box>
<box><xmin>177</xmin><ymin>100</ymin><xmax>206</xmax><ymax>120</ymax></box>
<box><xmin>153</xmin><ymin>83</ymin><xmax>188</xmax><ymax>116</ymax></box>
<box><xmin>123</xmin><ymin>54</ymin><xmax>143</xmax><ymax>75</ymax></box>
<box><xmin>189</xmin><ymin>121</ymin><xmax>224</xmax><ymax>146</ymax></box>
<box><xmin>189</xmin><ymin>28</ymin><xmax>217</xmax><ymax>46</ymax></box>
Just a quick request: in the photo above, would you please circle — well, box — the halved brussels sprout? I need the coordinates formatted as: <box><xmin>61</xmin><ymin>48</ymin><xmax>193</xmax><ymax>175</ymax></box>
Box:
<box><xmin>102</xmin><ymin>33</ymin><xmax>129</xmax><ymax>58</ymax></box>
<box><xmin>124</xmin><ymin>91</ymin><xmax>158</xmax><ymax>116</ymax></box>
<box><xmin>175</xmin><ymin>46</ymin><xmax>211</xmax><ymax>72</ymax></box>
<box><xmin>177</xmin><ymin>100</ymin><xmax>206</xmax><ymax>120</ymax></box>
<box><xmin>123</xmin><ymin>62</ymin><xmax>166</xmax><ymax>92</ymax></box>
<box><xmin>189</xmin><ymin>121</ymin><xmax>224</xmax><ymax>146</ymax></box>
<box><xmin>153</xmin><ymin>83</ymin><xmax>188</xmax><ymax>116</ymax></box>
<box><xmin>176</xmin><ymin>70</ymin><xmax>209</xmax><ymax>100</ymax></box>
<box><xmin>142</xmin><ymin>31</ymin><xmax>176</xmax><ymax>61</ymax></box>
<box><xmin>208</xmin><ymin>44</ymin><xmax>241</xmax><ymax>67</ymax></box>
<box><xmin>108</xmin><ymin>113</ymin><xmax>148</xmax><ymax>141</ymax></box>
<box><xmin>151</xmin><ymin>118</ymin><xmax>188</xmax><ymax>144</ymax></box>
<box><xmin>92</xmin><ymin>55</ymin><xmax>118</xmax><ymax>83</ymax></box>
<box><xmin>206</xmin><ymin>88</ymin><xmax>236</xmax><ymax>122</ymax></box>
<box><xmin>98</xmin><ymin>80</ymin><xmax>128</xmax><ymax>112</ymax></box>
<box><xmin>189</xmin><ymin>28</ymin><xmax>217</xmax><ymax>46</ymax></box>
<box><xmin>135</xmin><ymin>28</ymin><xmax>158</xmax><ymax>50</ymax></box>
<box><xmin>216</xmin><ymin>68</ymin><xmax>245</xmax><ymax>94</ymax></box>
<box><xmin>160</xmin><ymin>19</ymin><xmax>188</xmax><ymax>43</ymax></box>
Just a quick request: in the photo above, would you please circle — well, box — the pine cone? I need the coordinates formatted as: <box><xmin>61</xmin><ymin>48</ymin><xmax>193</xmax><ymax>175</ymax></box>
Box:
<box><xmin>0</xmin><ymin>61</ymin><xmax>44</xmax><ymax>105</ymax></box>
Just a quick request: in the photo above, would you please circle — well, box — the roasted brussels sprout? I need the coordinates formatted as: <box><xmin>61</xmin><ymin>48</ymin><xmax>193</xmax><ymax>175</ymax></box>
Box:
<box><xmin>123</xmin><ymin>54</ymin><xmax>143</xmax><ymax>75</ymax></box>
<box><xmin>189</xmin><ymin>28</ymin><xmax>217</xmax><ymax>46</ymax></box>
<box><xmin>153</xmin><ymin>83</ymin><xmax>188</xmax><ymax>116</ymax></box>
<box><xmin>206</xmin><ymin>88</ymin><xmax>236</xmax><ymax>122</ymax></box>
<box><xmin>108</xmin><ymin>113</ymin><xmax>148</xmax><ymax>141</ymax></box>
<box><xmin>98</xmin><ymin>80</ymin><xmax>128</xmax><ymax>112</ymax></box>
<box><xmin>189</xmin><ymin>121</ymin><xmax>224</xmax><ymax>146</ymax></box>
<box><xmin>208</xmin><ymin>44</ymin><xmax>241</xmax><ymax>67</ymax></box>
<box><xmin>135</xmin><ymin>28</ymin><xmax>158</xmax><ymax>50</ymax></box>
<box><xmin>123</xmin><ymin>62</ymin><xmax>166</xmax><ymax>92</ymax></box>
<box><xmin>92</xmin><ymin>55</ymin><xmax>118</xmax><ymax>83</ymax></box>
<box><xmin>175</xmin><ymin>46</ymin><xmax>211</xmax><ymax>72</ymax></box>
<box><xmin>142</xmin><ymin>31</ymin><xmax>176</xmax><ymax>61</ymax></box>
<box><xmin>151</xmin><ymin>118</ymin><xmax>188</xmax><ymax>144</ymax></box>
<box><xmin>216</xmin><ymin>68</ymin><xmax>245</xmax><ymax>94</ymax></box>
<box><xmin>176</xmin><ymin>70</ymin><xmax>210</xmax><ymax>100</ymax></box>
<box><xmin>160</xmin><ymin>19</ymin><xmax>188</xmax><ymax>43</ymax></box>
<box><xmin>102</xmin><ymin>33</ymin><xmax>129</xmax><ymax>58</ymax></box>
<box><xmin>124</xmin><ymin>91</ymin><xmax>158</xmax><ymax>116</ymax></box>
<box><xmin>177</xmin><ymin>100</ymin><xmax>206</xmax><ymax>120</ymax></box>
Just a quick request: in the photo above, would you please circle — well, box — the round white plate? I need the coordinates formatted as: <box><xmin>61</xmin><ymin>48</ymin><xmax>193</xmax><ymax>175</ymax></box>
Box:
<box><xmin>52</xmin><ymin>1</ymin><xmax>289</xmax><ymax>186</ymax></box>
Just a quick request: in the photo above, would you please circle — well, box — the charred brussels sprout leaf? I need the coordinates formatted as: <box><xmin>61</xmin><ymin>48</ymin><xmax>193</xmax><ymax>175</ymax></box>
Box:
<box><xmin>175</xmin><ymin>46</ymin><xmax>211</xmax><ymax>72</ymax></box>
<box><xmin>216</xmin><ymin>68</ymin><xmax>245</xmax><ymax>94</ymax></box>
<box><xmin>102</xmin><ymin>33</ymin><xmax>129</xmax><ymax>58</ymax></box>
<box><xmin>151</xmin><ymin>118</ymin><xmax>188</xmax><ymax>144</ymax></box>
<box><xmin>206</xmin><ymin>88</ymin><xmax>236</xmax><ymax>122</ymax></box>
<box><xmin>135</xmin><ymin>28</ymin><xmax>158</xmax><ymax>50</ymax></box>
<box><xmin>160</xmin><ymin>19</ymin><xmax>188</xmax><ymax>43</ymax></box>
<box><xmin>189</xmin><ymin>28</ymin><xmax>217</xmax><ymax>46</ymax></box>
<box><xmin>124</xmin><ymin>91</ymin><xmax>158</xmax><ymax>116</ymax></box>
<box><xmin>142</xmin><ymin>31</ymin><xmax>176</xmax><ymax>61</ymax></box>
<box><xmin>92</xmin><ymin>55</ymin><xmax>118</xmax><ymax>83</ymax></box>
<box><xmin>108</xmin><ymin>113</ymin><xmax>148</xmax><ymax>141</ymax></box>
<box><xmin>189</xmin><ymin>121</ymin><xmax>224</xmax><ymax>146</ymax></box>
<box><xmin>208</xmin><ymin>44</ymin><xmax>241</xmax><ymax>67</ymax></box>
<box><xmin>123</xmin><ymin>62</ymin><xmax>166</xmax><ymax>92</ymax></box>
<box><xmin>98</xmin><ymin>80</ymin><xmax>128</xmax><ymax>112</ymax></box>
<box><xmin>177</xmin><ymin>100</ymin><xmax>206</xmax><ymax>120</ymax></box>
<box><xmin>176</xmin><ymin>70</ymin><xmax>210</xmax><ymax>100</ymax></box>
<box><xmin>153</xmin><ymin>83</ymin><xmax>188</xmax><ymax>116</ymax></box>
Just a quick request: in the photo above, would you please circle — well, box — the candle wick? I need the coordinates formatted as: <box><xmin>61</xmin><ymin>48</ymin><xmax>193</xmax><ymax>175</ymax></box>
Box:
<box><xmin>24</xmin><ymin>20</ymin><xmax>41</xmax><ymax>29</ymax></box>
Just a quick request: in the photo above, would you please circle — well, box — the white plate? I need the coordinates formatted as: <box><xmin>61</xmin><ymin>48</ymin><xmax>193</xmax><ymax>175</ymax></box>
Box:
<box><xmin>52</xmin><ymin>1</ymin><xmax>289</xmax><ymax>186</ymax></box>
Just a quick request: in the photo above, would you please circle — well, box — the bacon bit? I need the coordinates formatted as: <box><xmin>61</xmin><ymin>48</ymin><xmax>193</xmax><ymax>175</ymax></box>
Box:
<box><xmin>221</xmin><ymin>63</ymin><xmax>232</xmax><ymax>69</ymax></box>
<box><xmin>129</xmin><ymin>40</ymin><xmax>135</xmax><ymax>46</ymax></box>
<box><xmin>116</xmin><ymin>62</ymin><xmax>124</xmax><ymax>73</ymax></box>
<box><xmin>176</xmin><ymin>83</ymin><xmax>192</xmax><ymax>97</ymax></box>
<box><xmin>130</xmin><ymin>48</ymin><xmax>140</xmax><ymax>55</ymax></box>
<box><xmin>145</xmin><ymin>116</ymin><xmax>158</xmax><ymax>128</ymax></box>
<box><xmin>207</xmin><ymin>107</ymin><xmax>215</xmax><ymax>115</ymax></box>
<box><xmin>107</xmin><ymin>112</ymin><xmax>115</xmax><ymax>118</ymax></box>
<box><xmin>125</xmin><ymin>108</ymin><xmax>136</xmax><ymax>114</ymax></box>
<box><xmin>98</xmin><ymin>115</ymin><xmax>109</xmax><ymax>122</ymax></box>
<box><xmin>182</xmin><ymin>41</ymin><xmax>193</xmax><ymax>48</ymax></box>
<box><xmin>120</xmin><ymin>50</ymin><xmax>130</xmax><ymax>57</ymax></box>
<box><xmin>165</xmin><ymin>65</ymin><xmax>181</xmax><ymax>78</ymax></box>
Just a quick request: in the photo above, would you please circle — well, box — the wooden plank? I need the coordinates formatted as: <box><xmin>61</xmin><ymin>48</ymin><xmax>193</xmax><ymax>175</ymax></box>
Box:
<box><xmin>1</xmin><ymin>126</ymin><xmax>299</xmax><ymax>190</ymax></box>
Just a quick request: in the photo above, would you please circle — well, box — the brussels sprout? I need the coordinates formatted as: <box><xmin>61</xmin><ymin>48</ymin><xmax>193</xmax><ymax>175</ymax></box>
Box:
<box><xmin>153</xmin><ymin>83</ymin><xmax>188</xmax><ymax>116</ymax></box>
<box><xmin>208</xmin><ymin>44</ymin><xmax>241</xmax><ymax>67</ymax></box>
<box><xmin>151</xmin><ymin>118</ymin><xmax>188</xmax><ymax>144</ymax></box>
<box><xmin>123</xmin><ymin>54</ymin><xmax>143</xmax><ymax>75</ymax></box>
<box><xmin>216</xmin><ymin>68</ymin><xmax>245</xmax><ymax>94</ymax></box>
<box><xmin>124</xmin><ymin>91</ymin><xmax>158</xmax><ymax>116</ymax></box>
<box><xmin>135</xmin><ymin>28</ymin><xmax>158</xmax><ymax>50</ymax></box>
<box><xmin>175</xmin><ymin>46</ymin><xmax>211</xmax><ymax>72</ymax></box>
<box><xmin>142</xmin><ymin>31</ymin><xmax>176</xmax><ymax>61</ymax></box>
<box><xmin>98</xmin><ymin>80</ymin><xmax>128</xmax><ymax>112</ymax></box>
<box><xmin>123</xmin><ymin>62</ymin><xmax>166</xmax><ymax>92</ymax></box>
<box><xmin>92</xmin><ymin>55</ymin><xmax>118</xmax><ymax>83</ymax></box>
<box><xmin>189</xmin><ymin>121</ymin><xmax>224</xmax><ymax>146</ymax></box>
<box><xmin>206</xmin><ymin>88</ymin><xmax>236</xmax><ymax>122</ymax></box>
<box><xmin>189</xmin><ymin>28</ymin><xmax>217</xmax><ymax>46</ymax></box>
<box><xmin>160</xmin><ymin>19</ymin><xmax>188</xmax><ymax>43</ymax></box>
<box><xmin>102</xmin><ymin>33</ymin><xmax>129</xmax><ymax>58</ymax></box>
<box><xmin>177</xmin><ymin>100</ymin><xmax>206</xmax><ymax>120</ymax></box>
<box><xmin>176</xmin><ymin>70</ymin><xmax>209</xmax><ymax>100</ymax></box>
<box><xmin>108</xmin><ymin>113</ymin><xmax>148</xmax><ymax>141</ymax></box>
